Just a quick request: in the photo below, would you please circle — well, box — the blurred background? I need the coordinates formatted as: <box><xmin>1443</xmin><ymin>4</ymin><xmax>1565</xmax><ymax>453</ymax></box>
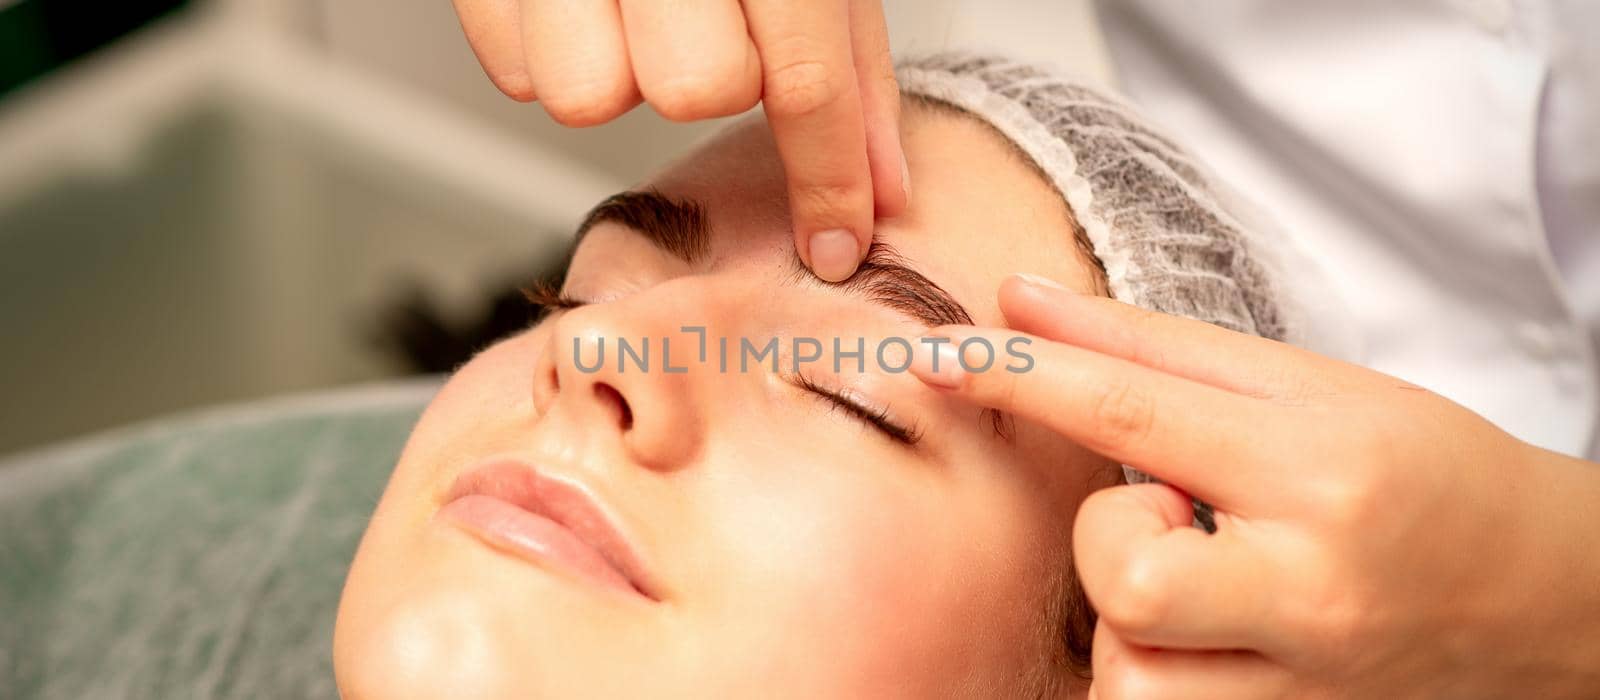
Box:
<box><xmin>0</xmin><ymin>0</ymin><xmax>1111</xmax><ymax>457</ymax></box>
<box><xmin>0</xmin><ymin>0</ymin><xmax>643</xmax><ymax>456</ymax></box>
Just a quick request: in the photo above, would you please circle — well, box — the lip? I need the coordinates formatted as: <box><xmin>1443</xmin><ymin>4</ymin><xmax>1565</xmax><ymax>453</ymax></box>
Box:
<box><xmin>436</xmin><ymin>459</ymin><xmax>659</xmax><ymax>602</ymax></box>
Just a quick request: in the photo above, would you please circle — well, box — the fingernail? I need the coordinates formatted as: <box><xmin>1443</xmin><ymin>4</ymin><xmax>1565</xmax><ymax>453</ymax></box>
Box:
<box><xmin>1014</xmin><ymin>272</ymin><xmax>1067</xmax><ymax>291</ymax></box>
<box><xmin>911</xmin><ymin>337</ymin><xmax>967</xmax><ymax>389</ymax></box>
<box><xmin>900</xmin><ymin>153</ymin><xmax>912</xmax><ymax>200</ymax></box>
<box><xmin>809</xmin><ymin>229</ymin><xmax>860</xmax><ymax>282</ymax></box>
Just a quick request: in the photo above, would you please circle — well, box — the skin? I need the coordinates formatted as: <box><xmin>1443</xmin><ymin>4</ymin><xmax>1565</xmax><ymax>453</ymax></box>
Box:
<box><xmin>450</xmin><ymin>0</ymin><xmax>906</xmax><ymax>282</ymax></box>
<box><xmin>909</xmin><ymin>281</ymin><xmax>1600</xmax><ymax>699</ymax></box>
<box><xmin>335</xmin><ymin>106</ymin><xmax>1120</xmax><ymax>698</ymax></box>
<box><xmin>454</xmin><ymin>4</ymin><xmax>1600</xmax><ymax>695</ymax></box>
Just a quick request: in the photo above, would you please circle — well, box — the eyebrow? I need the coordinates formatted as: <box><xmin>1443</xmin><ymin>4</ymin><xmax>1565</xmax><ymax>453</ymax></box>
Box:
<box><xmin>574</xmin><ymin>189</ymin><xmax>974</xmax><ymax>328</ymax></box>
<box><xmin>575</xmin><ymin>189</ymin><xmax>711</xmax><ymax>264</ymax></box>
<box><xmin>813</xmin><ymin>243</ymin><xmax>974</xmax><ymax>327</ymax></box>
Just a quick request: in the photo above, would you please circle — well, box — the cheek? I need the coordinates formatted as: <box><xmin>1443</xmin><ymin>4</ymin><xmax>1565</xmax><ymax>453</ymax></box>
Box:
<box><xmin>691</xmin><ymin>456</ymin><xmax>960</xmax><ymax>688</ymax></box>
<box><xmin>692</xmin><ymin>438</ymin><xmax>945</xmax><ymax>610</ymax></box>
<box><xmin>380</xmin><ymin>330</ymin><xmax>546</xmax><ymax>503</ymax></box>
<box><xmin>428</xmin><ymin>331</ymin><xmax>543</xmax><ymax>421</ymax></box>
<box><xmin>336</xmin><ymin>332</ymin><xmax>555</xmax><ymax>695</ymax></box>
<box><xmin>688</xmin><ymin>436</ymin><xmax>1058</xmax><ymax>687</ymax></box>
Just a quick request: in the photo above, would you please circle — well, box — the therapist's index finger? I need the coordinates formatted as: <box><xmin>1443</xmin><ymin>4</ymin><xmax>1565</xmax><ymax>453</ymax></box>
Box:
<box><xmin>743</xmin><ymin>0</ymin><xmax>875</xmax><ymax>283</ymax></box>
<box><xmin>910</xmin><ymin>327</ymin><xmax>1294</xmax><ymax>510</ymax></box>
<box><xmin>998</xmin><ymin>274</ymin><xmax>1363</xmax><ymax>399</ymax></box>
<box><xmin>452</xmin><ymin>0</ymin><xmax>536</xmax><ymax>101</ymax></box>
<box><xmin>999</xmin><ymin>274</ymin><xmax>1366</xmax><ymax>401</ymax></box>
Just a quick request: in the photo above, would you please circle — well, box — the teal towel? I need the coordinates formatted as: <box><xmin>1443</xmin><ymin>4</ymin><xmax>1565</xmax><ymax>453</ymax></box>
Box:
<box><xmin>0</xmin><ymin>379</ymin><xmax>439</xmax><ymax>700</ymax></box>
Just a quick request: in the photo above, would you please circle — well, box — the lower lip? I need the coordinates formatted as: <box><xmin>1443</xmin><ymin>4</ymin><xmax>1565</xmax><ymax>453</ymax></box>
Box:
<box><xmin>437</xmin><ymin>493</ymin><xmax>642</xmax><ymax>598</ymax></box>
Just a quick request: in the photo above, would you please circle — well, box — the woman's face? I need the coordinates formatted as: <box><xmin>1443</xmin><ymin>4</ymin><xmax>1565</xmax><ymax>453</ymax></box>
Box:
<box><xmin>335</xmin><ymin>106</ymin><xmax>1117</xmax><ymax>699</ymax></box>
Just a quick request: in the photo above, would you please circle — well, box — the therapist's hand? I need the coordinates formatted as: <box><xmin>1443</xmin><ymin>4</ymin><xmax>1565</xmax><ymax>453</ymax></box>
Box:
<box><xmin>912</xmin><ymin>274</ymin><xmax>1600</xmax><ymax>699</ymax></box>
<box><xmin>450</xmin><ymin>0</ymin><xmax>906</xmax><ymax>281</ymax></box>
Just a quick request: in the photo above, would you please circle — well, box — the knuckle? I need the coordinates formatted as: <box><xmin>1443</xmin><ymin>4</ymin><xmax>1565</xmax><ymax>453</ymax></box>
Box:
<box><xmin>1315</xmin><ymin>418</ymin><xmax>1392</xmax><ymax>526</ymax></box>
<box><xmin>763</xmin><ymin>58</ymin><xmax>846</xmax><ymax>119</ymax></box>
<box><xmin>1316</xmin><ymin>473</ymin><xmax>1375</xmax><ymax>530</ymax></box>
<box><xmin>649</xmin><ymin>70</ymin><xmax>754</xmax><ymax>121</ymax></box>
<box><xmin>490</xmin><ymin>73</ymin><xmax>538</xmax><ymax>103</ymax></box>
<box><xmin>502</xmin><ymin>86</ymin><xmax>539</xmax><ymax>103</ymax></box>
<box><xmin>539</xmin><ymin>78</ymin><xmax>632</xmax><ymax>127</ymax></box>
<box><xmin>1288</xmin><ymin>575</ymin><xmax>1368</xmax><ymax>667</ymax></box>
<box><xmin>1087</xmin><ymin>380</ymin><xmax>1156</xmax><ymax>450</ymax></box>
<box><xmin>1097</xmin><ymin>553</ymin><xmax>1171</xmax><ymax>634</ymax></box>
<box><xmin>791</xmin><ymin>180</ymin><xmax>869</xmax><ymax>222</ymax></box>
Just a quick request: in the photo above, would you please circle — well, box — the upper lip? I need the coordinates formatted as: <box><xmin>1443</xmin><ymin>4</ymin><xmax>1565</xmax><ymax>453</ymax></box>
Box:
<box><xmin>442</xmin><ymin>459</ymin><xmax>660</xmax><ymax>601</ymax></box>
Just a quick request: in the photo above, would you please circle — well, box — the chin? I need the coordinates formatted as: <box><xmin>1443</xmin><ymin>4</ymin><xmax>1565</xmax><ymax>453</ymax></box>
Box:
<box><xmin>334</xmin><ymin>580</ymin><xmax>520</xmax><ymax>700</ymax></box>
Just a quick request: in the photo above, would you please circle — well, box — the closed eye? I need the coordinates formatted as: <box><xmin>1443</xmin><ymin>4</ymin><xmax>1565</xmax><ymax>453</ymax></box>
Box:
<box><xmin>522</xmin><ymin>280</ymin><xmax>587</xmax><ymax>320</ymax></box>
<box><xmin>527</xmin><ymin>280</ymin><xmax>926</xmax><ymax>447</ymax></box>
<box><xmin>794</xmin><ymin>374</ymin><xmax>923</xmax><ymax>447</ymax></box>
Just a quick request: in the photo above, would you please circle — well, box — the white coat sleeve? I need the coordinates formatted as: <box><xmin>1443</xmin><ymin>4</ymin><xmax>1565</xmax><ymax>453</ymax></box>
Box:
<box><xmin>882</xmin><ymin>0</ymin><xmax>1118</xmax><ymax>90</ymax></box>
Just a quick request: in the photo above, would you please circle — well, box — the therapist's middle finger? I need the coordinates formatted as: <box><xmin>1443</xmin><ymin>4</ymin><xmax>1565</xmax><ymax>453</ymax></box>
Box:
<box><xmin>522</xmin><ymin>0</ymin><xmax>642</xmax><ymax>127</ymax></box>
<box><xmin>743</xmin><ymin>0</ymin><xmax>876</xmax><ymax>283</ymax></box>
<box><xmin>620</xmin><ymin>0</ymin><xmax>761</xmax><ymax>121</ymax></box>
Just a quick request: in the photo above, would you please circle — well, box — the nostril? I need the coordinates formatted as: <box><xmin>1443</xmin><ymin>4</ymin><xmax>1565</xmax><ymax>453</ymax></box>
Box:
<box><xmin>593</xmin><ymin>383</ymin><xmax>634</xmax><ymax>431</ymax></box>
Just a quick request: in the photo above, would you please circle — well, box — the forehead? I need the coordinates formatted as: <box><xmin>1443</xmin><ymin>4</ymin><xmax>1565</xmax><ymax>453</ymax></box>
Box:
<box><xmin>644</xmin><ymin>109</ymin><xmax>1098</xmax><ymax>326</ymax></box>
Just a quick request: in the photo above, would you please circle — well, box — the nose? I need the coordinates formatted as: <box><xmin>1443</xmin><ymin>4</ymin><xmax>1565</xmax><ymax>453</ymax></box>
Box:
<box><xmin>531</xmin><ymin>305</ymin><xmax>704</xmax><ymax>471</ymax></box>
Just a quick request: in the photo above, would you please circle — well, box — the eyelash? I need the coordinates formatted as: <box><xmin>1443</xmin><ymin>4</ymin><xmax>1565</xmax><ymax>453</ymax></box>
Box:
<box><xmin>523</xmin><ymin>282</ymin><xmax>922</xmax><ymax>446</ymax></box>
<box><xmin>522</xmin><ymin>281</ymin><xmax>586</xmax><ymax>319</ymax></box>
<box><xmin>795</xmin><ymin>375</ymin><xmax>923</xmax><ymax>447</ymax></box>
